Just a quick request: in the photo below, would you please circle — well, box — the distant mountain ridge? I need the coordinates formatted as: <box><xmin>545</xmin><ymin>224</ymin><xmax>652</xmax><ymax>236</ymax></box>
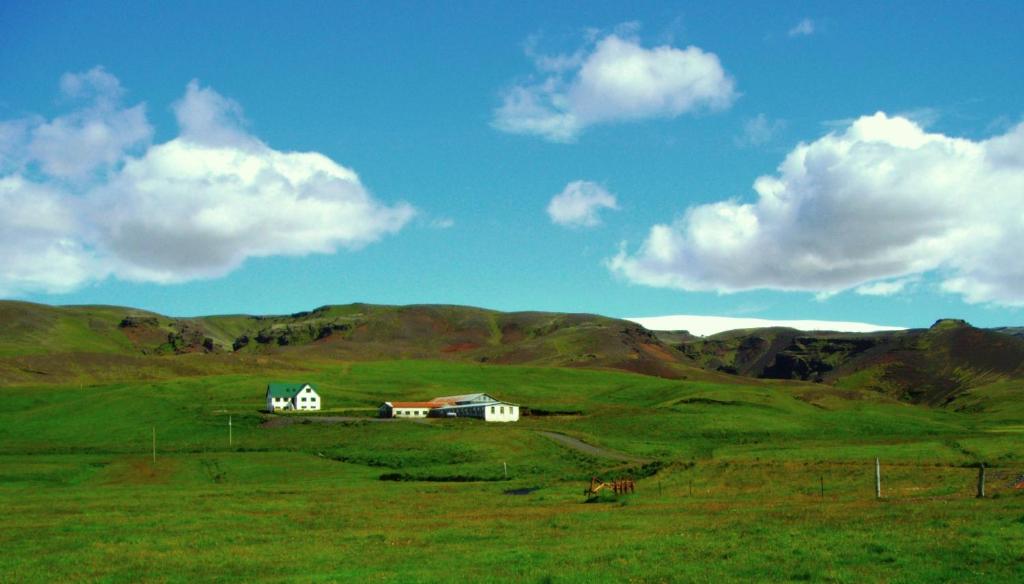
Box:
<box><xmin>662</xmin><ymin>318</ymin><xmax>1024</xmax><ymax>405</ymax></box>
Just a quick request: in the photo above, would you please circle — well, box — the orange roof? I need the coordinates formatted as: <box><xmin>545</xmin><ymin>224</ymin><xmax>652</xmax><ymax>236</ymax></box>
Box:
<box><xmin>390</xmin><ymin>401</ymin><xmax>442</xmax><ymax>408</ymax></box>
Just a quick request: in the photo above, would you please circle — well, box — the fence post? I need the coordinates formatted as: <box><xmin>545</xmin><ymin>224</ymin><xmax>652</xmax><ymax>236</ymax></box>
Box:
<box><xmin>976</xmin><ymin>463</ymin><xmax>986</xmax><ymax>498</ymax></box>
<box><xmin>875</xmin><ymin>458</ymin><xmax>881</xmax><ymax>499</ymax></box>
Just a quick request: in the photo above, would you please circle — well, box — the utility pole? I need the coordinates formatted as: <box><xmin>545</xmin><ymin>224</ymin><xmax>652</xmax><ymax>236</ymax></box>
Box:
<box><xmin>152</xmin><ymin>426</ymin><xmax>156</xmax><ymax>464</ymax></box>
<box><xmin>229</xmin><ymin>416</ymin><xmax>233</xmax><ymax>447</ymax></box>
<box><xmin>503</xmin><ymin>461</ymin><xmax>508</xmax><ymax>478</ymax></box>
<box><xmin>875</xmin><ymin>458</ymin><xmax>881</xmax><ymax>499</ymax></box>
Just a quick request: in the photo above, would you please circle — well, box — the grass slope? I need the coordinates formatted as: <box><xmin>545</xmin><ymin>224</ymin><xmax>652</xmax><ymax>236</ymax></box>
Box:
<box><xmin>0</xmin><ymin>301</ymin><xmax>701</xmax><ymax>385</ymax></box>
<box><xmin>1</xmin><ymin>360</ymin><xmax>1022</xmax><ymax>581</ymax></box>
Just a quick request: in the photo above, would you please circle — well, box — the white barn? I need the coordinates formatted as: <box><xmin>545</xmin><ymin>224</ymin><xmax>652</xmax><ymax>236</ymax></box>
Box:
<box><xmin>266</xmin><ymin>382</ymin><xmax>321</xmax><ymax>412</ymax></box>
<box><xmin>379</xmin><ymin>393</ymin><xmax>520</xmax><ymax>422</ymax></box>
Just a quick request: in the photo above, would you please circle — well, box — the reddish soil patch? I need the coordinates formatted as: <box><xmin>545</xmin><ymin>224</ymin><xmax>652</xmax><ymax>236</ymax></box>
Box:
<box><xmin>500</xmin><ymin>324</ymin><xmax>525</xmax><ymax>344</ymax></box>
<box><xmin>119</xmin><ymin>324</ymin><xmax>166</xmax><ymax>349</ymax></box>
<box><xmin>102</xmin><ymin>457</ymin><xmax>178</xmax><ymax>485</ymax></box>
<box><xmin>637</xmin><ymin>342</ymin><xmax>677</xmax><ymax>362</ymax></box>
<box><xmin>441</xmin><ymin>342</ymin><xmax>480</xmax><ymax>353</ymax></box>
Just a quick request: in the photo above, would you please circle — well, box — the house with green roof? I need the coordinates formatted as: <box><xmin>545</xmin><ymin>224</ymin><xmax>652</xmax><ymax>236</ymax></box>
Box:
<box><xmin>266</xmin><ymin>382</ymin><xmax>321</xmax><ymax>412</ymax></box>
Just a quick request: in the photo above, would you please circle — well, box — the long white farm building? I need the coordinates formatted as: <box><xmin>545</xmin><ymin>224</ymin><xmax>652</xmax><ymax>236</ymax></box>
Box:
<box><xmin>379</xmin><ymin>393</ymin><xmax>520</xmax><ymax>422</ymax></box>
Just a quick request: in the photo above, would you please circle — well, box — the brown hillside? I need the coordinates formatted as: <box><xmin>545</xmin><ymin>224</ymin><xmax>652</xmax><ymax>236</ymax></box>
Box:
<box><xmin>0</xmin><ymin>301</ymin><xmax>705</xmax><ymax>385</ymax></box>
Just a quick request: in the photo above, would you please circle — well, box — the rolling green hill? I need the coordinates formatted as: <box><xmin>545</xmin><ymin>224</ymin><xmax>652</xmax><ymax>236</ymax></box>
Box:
<box><xmin>0</xmin><ymin>301</ymin><xmax>705</xmax><ymax>386</ymax></box>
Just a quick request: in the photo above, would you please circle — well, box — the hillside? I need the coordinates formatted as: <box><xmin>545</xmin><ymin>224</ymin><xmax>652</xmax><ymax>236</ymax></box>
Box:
<box><xmin>667</xmin><ymin>319</ymin><xmax>1024</xmax><ymax>405</ymax></box>
<box><xmin>0</xmin><ymin>301</ymin><xmax>701</xmax><ymax>386</ymax></box>
<box><xmin>1</xmin><ymin>305</ymin><xmax>1022</xmax><ymax>581</ymax></box>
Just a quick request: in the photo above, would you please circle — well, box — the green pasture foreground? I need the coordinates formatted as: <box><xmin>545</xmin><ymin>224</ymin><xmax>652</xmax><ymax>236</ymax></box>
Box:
<box><xmin>1</xmin><ymin>361</ymin><xmax>1022</xmax><ymax>582</ymax></box>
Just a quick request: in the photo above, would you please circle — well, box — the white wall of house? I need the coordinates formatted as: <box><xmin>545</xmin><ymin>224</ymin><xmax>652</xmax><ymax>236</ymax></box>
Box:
<box><xmin>267</xmin><ymin>396</ymin><xmax>292</xmax><ymax>411</ymax></box>
<box><xmin>483</xmin><ymin>403</ymin><xmax>519</xmax><ymax>422</ymax></box>
<box><xmin>295</xmin><ymin>387</ymin><xmax>320</xmax><ymax>411</ymax></box>
<box><xmin>392</xmin><ymin>407</ymin><xmax>431</xmax><ymax>418</ymax></box>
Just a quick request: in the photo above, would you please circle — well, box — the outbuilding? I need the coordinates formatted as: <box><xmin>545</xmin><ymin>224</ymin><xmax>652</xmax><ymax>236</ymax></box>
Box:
<box><xmin>379</xmin><ymin>401</ymin><xmax>440</xmax><ymax>418</ymax></box>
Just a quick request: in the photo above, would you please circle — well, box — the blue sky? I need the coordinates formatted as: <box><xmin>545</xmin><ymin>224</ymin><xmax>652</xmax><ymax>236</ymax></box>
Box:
<box><xmin>1</xmin><ymin>1</ymin><xmax>1022</xmax><ymax>327</ymax></box>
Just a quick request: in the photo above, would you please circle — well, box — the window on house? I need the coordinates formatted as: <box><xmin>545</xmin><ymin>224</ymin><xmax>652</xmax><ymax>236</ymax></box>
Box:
<box><xmin>500</xmin><ymin>406</ymin><xmax>505</xmax><ymax>414</ymax></box>
<box><xmin>490</xmin><ymin>406</ymin><xmax>495</xmax><ymax>413</ymax></box>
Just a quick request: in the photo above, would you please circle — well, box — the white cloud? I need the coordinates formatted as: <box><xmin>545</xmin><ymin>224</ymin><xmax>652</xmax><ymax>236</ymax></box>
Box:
<box><xmin>736</xmin><ymin>113</ymin><xmax>785</xmax><ymax>147</ymax></box>
<box><xmin>0</xmin><ymin>117</ymin><xmax>37</xmax><ymax>173</ymax></box>
<box><xmin>609</xmin><ymin>112</ymin><xmax>1024</xmax><ymax>306</ymax></box>
<box><xmin>494</xmin><ymin>31</ymin><xmax>736</xmax><ymax>142</ymax></box>
<box><xmin>172</xmin><ymin>80</ymin><xmax>255</xmax><ymax>148</ymax></box>
<box><xmin>547</xmin><ymin>180</ymin><xmax>619</xmax><ymax>228</ymax></box>
<box><xmin>787</xmin><ymin>19</ymin><xmax>816</xmax><ymax>37</ymax></box>
<box><xmin>0</xmin><ymin>176</ymin><xmax>104</xmax><ymax>296</ymax></box>
<box><xmin>626</xmin><ymin>314</ymin><xmax>904</xmax><ymax>337</ymax></box>
<box><xmin>27</xmin><ymin>67</ymin><xmax>152</xmax><ymax>179</ymax></box>
<box><xmin>0</xmin><ymin>71</ymin><xmax>415</xmax><ymax>295</ymax></box>
<box><xmin>855</xmin><ymin>276</ymin><xmax>919</xmax><ymax>297</ymax></box>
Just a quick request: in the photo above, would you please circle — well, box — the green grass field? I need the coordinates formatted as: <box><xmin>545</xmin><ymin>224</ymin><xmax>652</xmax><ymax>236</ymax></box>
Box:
<box><xmin>1</xmin><ymin>360</ymin><xmax>1022</xmax><ymax>582</ymax></box>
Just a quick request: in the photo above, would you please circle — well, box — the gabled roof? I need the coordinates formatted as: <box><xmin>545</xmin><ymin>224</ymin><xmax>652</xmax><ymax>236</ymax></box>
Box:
<box><xmin>432</xmin><ymin>393</ymin><xmax>494</xmax><ymax>405</ymax></box>
<box><xmin>266</xmin><ymin>382</ymin><xmax>315</xmax><ymax>398</ymax></box>
<box><xmin>389</xmin><ymin>401</ymin><xmax>442</xmax><ymax>408</ymax></box>
<box><xmin>434</xmin><ymin>400</ymin><xmax>519</xmax><ymax>411</ymax></box>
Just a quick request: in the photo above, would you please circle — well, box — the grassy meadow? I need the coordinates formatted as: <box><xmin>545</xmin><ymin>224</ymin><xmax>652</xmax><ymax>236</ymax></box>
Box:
<box><xmin>1</xmin><ymin>360</ymin><xmax>1022</xmax><ymax>582</ymax></box>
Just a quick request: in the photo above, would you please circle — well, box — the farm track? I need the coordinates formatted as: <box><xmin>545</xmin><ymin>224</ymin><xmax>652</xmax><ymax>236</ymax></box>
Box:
<box><xmin>536</xmin><ymin>430</ymin><xmax>651</xmax><ymax>463</ymax></box>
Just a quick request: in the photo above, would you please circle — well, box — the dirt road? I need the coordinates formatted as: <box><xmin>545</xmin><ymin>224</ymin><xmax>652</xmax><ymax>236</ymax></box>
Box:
<box><xmin>536</xmin><ymin>431</ymin><xmax>650</xmax><ymax>463</ymax></box>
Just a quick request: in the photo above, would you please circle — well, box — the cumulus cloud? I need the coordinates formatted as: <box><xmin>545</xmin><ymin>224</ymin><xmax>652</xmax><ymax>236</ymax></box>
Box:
<box><xmin>27</xmin><ymin>67</ymin><xmax>152</xmax><ymax>179</ymax></box>
<box><xmin>0</xmin><ymin>70</ymin><xmax>415</xmax><ymax>295</ymax></box>
<box><xmin>547</xmin><ymin>181</ymin><xmax>619</xmax><ymax>228</ymax></box>
<box><xmin>0</xmin><ymin>176</ymin><xmax>104</xmax><ymax>295</ymax></box>
<box><xmin>609</xmin><ymin>113</ymin><xmax>1024</xmax><ymax>306</ymax></box>
<box><xmin>494</xmin><ymin>31</ymin><xmax>736</xmax><ymax>142</ymax></box>
<box><xmin>172</xmin><ymin>80</ymin><xmax>255</xmax><ymax>148</ymax></box>
<box><xmin>788</xmin><ymin>18</ymin><xmax>816</xmax><ymax>37</ymax></box>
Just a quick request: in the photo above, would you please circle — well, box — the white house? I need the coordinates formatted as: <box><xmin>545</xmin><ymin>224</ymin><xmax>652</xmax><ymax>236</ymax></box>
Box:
<box><xmin>379</xmin><ymin>393</ymin><xmax>520</xmax><ymax>422</ymax></box>
<box><xmin>266</xmin><ymin>382</ymin><xmax>321</xmax><ymax>412</ymax></box>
